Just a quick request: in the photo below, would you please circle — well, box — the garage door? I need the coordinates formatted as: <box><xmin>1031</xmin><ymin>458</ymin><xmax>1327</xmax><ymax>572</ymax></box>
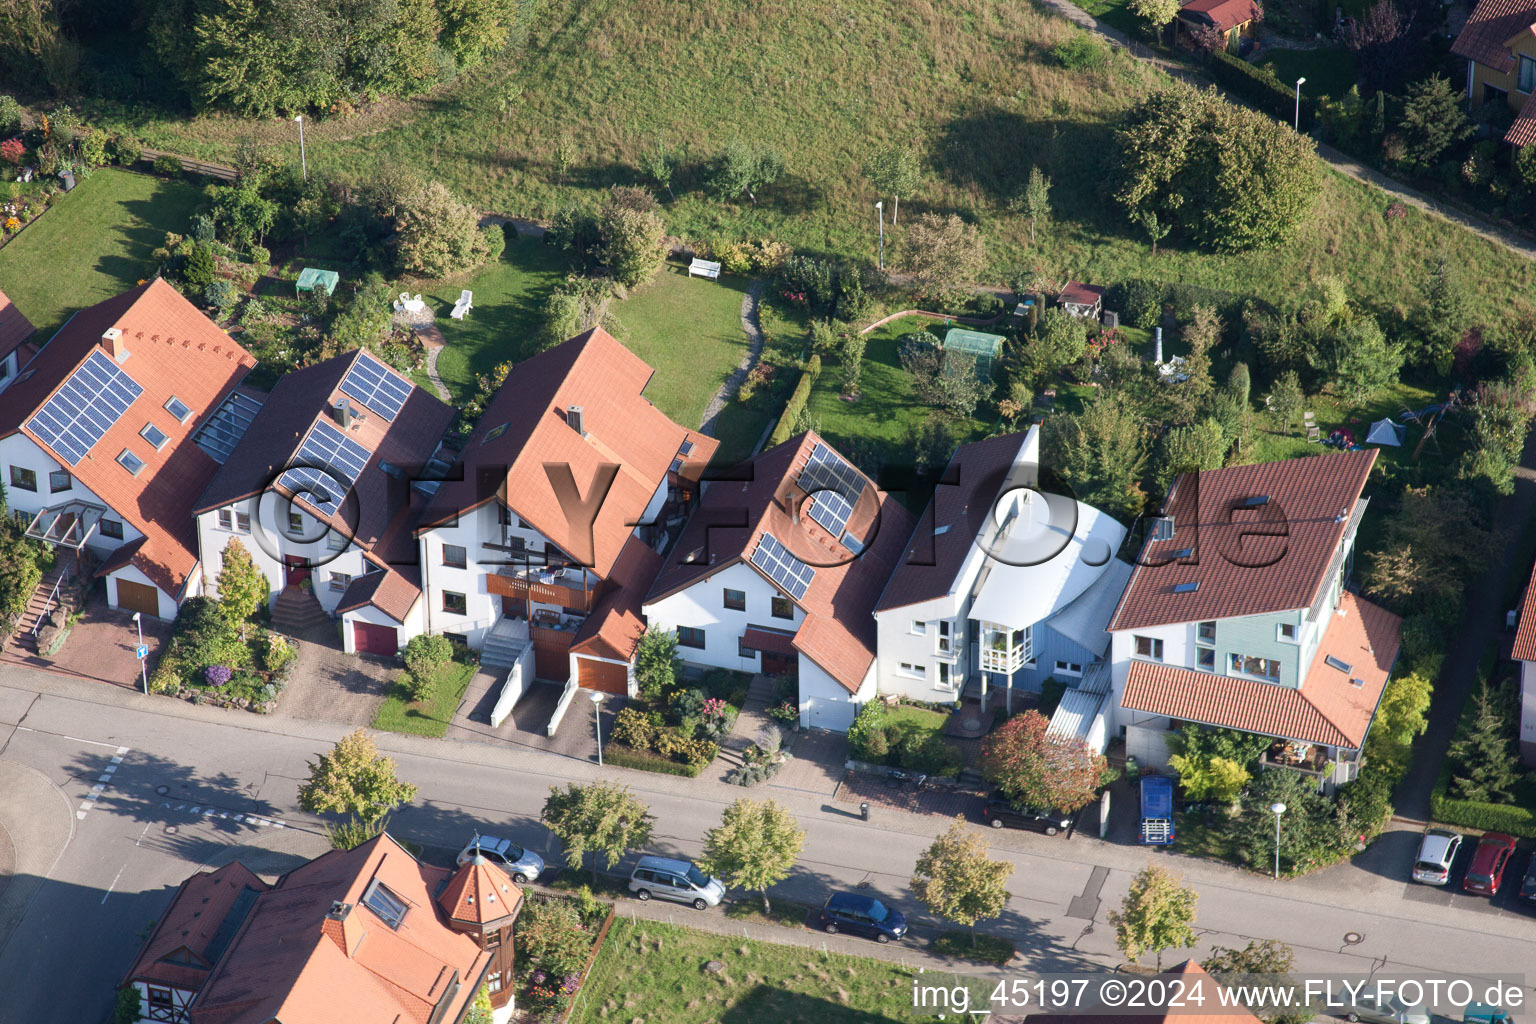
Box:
<box><xmin>354</xmin><ymin>622</ymin><xmax>399</xmax><ymax>656</ymax></box>
<box><xmin>807</xmin><ymin>696</ymin><xmax>855</xmax><ymax>732</ymax></box>
<box><xmin>576</xmin><ymin>657</ymin><xmax>628</xmax><ymax>695</ymax></box>
<box><xmin>116</xmin><ymin>579</ymin><xmax>160</xmax><ymax>617</ymax></box>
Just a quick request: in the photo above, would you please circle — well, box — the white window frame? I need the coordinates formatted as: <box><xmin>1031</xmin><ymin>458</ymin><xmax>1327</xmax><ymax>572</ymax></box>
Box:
<box><xmin>329</xmin><ymin>571</ymin><xmax>352</xmax><ymax>593</ymax></box>
<box><xmin>141</xmin><ymin>422</ymin><xmax>169</xmax><ymax>450</ymax></box>
<box><xmin>164</xmin><ymin>396</ymin><xmax>192</xmax><ymax>423</ymax></box>
<box><xmin>1276</xmin><ymin>622</ymin><xmax>1298</xmax><ymax>643</ymax></box>
<box><xmin>1196</xmin><ymin>647</ymin><xmax>1216</xmax><ymax>671</ymax></box>
<box><xmin>1196</xmin><ymin>620</ymin><xmax>1216</xmax><ymax>647</ymax></box>
<box><xmin>1054</xmin><ymin>660</ymin><xmax>1083</xmax><ymax>677</ymax></box>
<box><xmin>1228</xmin><ymin>652</ymin><xmax>1282</xmax><ymax>682</ymax></box>
<box><xmin>287</xmin><ymin>510</ymin><xmax>304</xmax><ymax>534</ymax></box>
<box><xmin>1133</xmin><ymin>635</ymin><xmax>1164</xmax><ymax>661</ymax></box>
<box><xmin>937</xmin><ymin>662</ymin><xmax>953</xmax><ymax>689</ymax></box>
<box><xmin>116</xmin><ymin>449</ymin><xmax>145</xmax><ymax>475</ymax></box>
<box><xmin>936</xmin><ymin>619</ymin><xmax>953</xmax><ymax>654</ymax></box>
<box><xmin>898</xmin><ymin>661</ymin><xmax>926</xmax><ymax>679</ymax></box>
<box><xmin>910</xmin><ymin>620</ymin><xmax>926</xmax><ymax>635</ymax></box>
<box><xmin>326</xmin><ymin>531</ymin><xmax>348</xmax><ymax>551</ymax></box>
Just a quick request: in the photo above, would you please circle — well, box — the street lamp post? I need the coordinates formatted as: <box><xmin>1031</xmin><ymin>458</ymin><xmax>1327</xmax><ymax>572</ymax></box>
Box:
<box><xmin>1270</xmin><ymin>801</ymin><xmax>1287</xmax><ymax>879</ymax></box>
<box><xmin>132</xmin><ymin>611</ymin><xmax>147</xmax><ymax>695</ymax></box>
<box><xmin>875</xmin><ymin>201</ymin><xmax>884</xmax><ymax>272</ymax></box>
<box><xmin>590</xmin><ymin>691</ymin><xmax>605</xmax><ymax>766</ymax></box>
<box><xmin>294</xmin><ymin>115</ymin><xmax>307</xmax><ymax>181</ymax></box>
<box><xmin>1294</xmin><ymin>77</ymin><xmax>1307</xmax><ymax>133</ymax></box>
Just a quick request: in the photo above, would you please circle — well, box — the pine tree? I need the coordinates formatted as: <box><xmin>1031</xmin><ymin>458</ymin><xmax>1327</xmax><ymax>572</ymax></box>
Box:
<box><xmin>1447</xmin><ymin>681</ymin><xmax>1520</xmax><ymax>803</ymax></box>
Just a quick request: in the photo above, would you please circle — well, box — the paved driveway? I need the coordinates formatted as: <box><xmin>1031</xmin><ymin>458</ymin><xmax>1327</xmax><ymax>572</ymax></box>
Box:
<box><xmin>272</xmin><ymin>640</ymin><xmax>392</xmax><ymax>726</ymax></box>
<box><xmin>447</xmin><ymin>674</ymin><xmax>623</xmax><ymax>761</ymax></box>
<box><xmin>0</xmin><ymin>594</ymin><xmax>172</xmax><ymax>691</ymax></box>
<box><xmin>769</xmin><ymin>727</ymin><xmax>846</xmax><ymax>797</ymax></box>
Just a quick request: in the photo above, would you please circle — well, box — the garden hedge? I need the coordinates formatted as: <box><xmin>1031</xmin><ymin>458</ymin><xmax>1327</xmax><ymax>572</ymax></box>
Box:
<box><xmin>603</xmin><ymin>742</ymin><xmax>710</xmax><ymax>777</ymax></box>
<box><xmin>1430</xmin><ymin>771</ymin><xmax>1536</xmax><ymax>837</ymax></box>
<box><xmin>768</xmin><ymin>354</ymin><xmax>821</xmax><ymax>447</ymax></box>
<box><xmin>1207</xmin><ymin>50</ymin><xmax>1314</xmax><ymax>131</ymax></box>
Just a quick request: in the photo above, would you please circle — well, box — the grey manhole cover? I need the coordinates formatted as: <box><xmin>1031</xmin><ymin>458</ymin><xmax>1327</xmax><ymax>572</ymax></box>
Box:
<box><xmin>164</xmin><ymin>825</ymin><xmax>178</xmax><ymax>835</ymax></box>
<box><xmin>155</xmin><ymin>785</ymin><xmax>169</xmax><ymax>795</ymax></box>
<box><xmin>1343</xmin><ymin>932</ymin><xmax>1363</xmax><ymax>946</ymax></box>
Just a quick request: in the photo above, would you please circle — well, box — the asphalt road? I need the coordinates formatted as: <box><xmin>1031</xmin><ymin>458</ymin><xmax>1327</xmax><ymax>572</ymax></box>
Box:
<box><xmin>0</xmin><ymin>667</ymin><xmax>1532</xmax><ymax>1024</ymax></box>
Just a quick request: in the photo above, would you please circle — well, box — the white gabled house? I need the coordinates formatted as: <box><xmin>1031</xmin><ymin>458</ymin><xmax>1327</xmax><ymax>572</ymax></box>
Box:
<box><xmin>643</xmin><ymin>431</ymin><xmax>915</xmax><ymax>731</ymax></box>
<box><xmin>1107</xmin><ymin>450</ymin><xmax>1402</xmax><ymax>790</ymax></box>
<box><xmin>192</xmin><ymin>349</ymin><xmax>453</xmax><ymax>654</ymax></box>
<box><xmin>872</xmin><ymin>426</ymin><xmax>1132</xmax><ymax>750</ymax></box>
<box><xmin>412</xmin><ymin>327</ymin><xmax>714</xmax><ymax>689</ymax></box>
<box><xmin>0</xmin><ymin>280</ymin><xmax>259</xmax><ymax>622</ymax></box>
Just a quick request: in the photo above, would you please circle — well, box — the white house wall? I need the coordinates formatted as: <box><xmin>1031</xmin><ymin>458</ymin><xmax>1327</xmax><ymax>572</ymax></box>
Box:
<box><xmin>1107</xmin><ymin>622</ymin><xmax>1190</xmax><ymax>734</ymax></box>
<box><xmin>643</xmin><ymin>561</ymin><xmax>805</xmax><ymax>675</ymax></box>
<box><xmin>798</xmin><ymin>655</ymin><xmax>871</xmax><ymax>732</ymax></box>
<box><xmin>342</xmin><ymin>597</ymin><xmax>424</xmax><ymax>655</ymax></box>
<box><xmin>874</xmin><ymin>595</ymin><xmax>965</xmax><ymax>701</ymax></box>
<box><xmin>1</xmin><ymin>432</ymin><xmax>146</xmax><ymax>560</ymax></box>
<box><xmin>128</xmin><ymin>981</ymin><xmax>193</xmax><ymax>1024</ymax></box>
<box><xmin>197</xmin><ymin>496</ymin><xmax>370</xmax><ymax>616</ymax></box>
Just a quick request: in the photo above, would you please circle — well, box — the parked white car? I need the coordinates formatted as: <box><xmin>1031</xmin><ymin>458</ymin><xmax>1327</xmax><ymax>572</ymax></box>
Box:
<box><xmin>457</xmin><ymin>833</ymin><xmax>544</xmax><ymax>883</ymax></box>
<box><xmin>1410</xmin><ymin>828</ymin><xmax>1462</xmax><ymax>886</ymax></box>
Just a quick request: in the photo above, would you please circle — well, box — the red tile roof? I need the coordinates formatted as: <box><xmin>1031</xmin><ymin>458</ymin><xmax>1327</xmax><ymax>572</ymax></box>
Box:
<box><xmin>1021</xmin><ymin>961</ymin><xmax>1262</xmax><ymax>1024</ymax></box>
<box><xmin>437</xmin><ymin>856</ymin><xmax>523</xmax><ymax>927</ymax></box>
<box><xmin>1121</xmin><ymin>591</ymin><xmax>1400</xmax><ymax>748</ymax></box>
<box><xmin>1058</xmin><ymin>281</ymin><xmax>1105</xmax><ymax>307</ymax></box>
<box><xmin>1109</xmin><ymin>450</ymin><xmax>1377</xmax><ymax>632</ymax></box>
<box><xmin>1453</xmin><ymin>0</ymin><xmax>1536</xmax><ymax>70</ymax></box>
<box><xmin>876</xmin><ymin>433</ymin><xmax>1027</xmax><ymax>612</ymax></box>
<box><xmin>648</xmin><ymin>432</ymin><xmax>915</xmax><ymax>692</ymax></box>
<box><xmin>334</xmin><ymin>565</ymin><xmax>421</xmax><ymax>624</ymax></box>
<box><xmin>1507</xmin><ymin>89</ymin><xmax>1536</xmax><ymax>147</ymax></box>
<box><xmin>741</xmin><ymin>626</ymin><xmax>799</xmax><ymax>656</ymax></box>
<box><xmin>0</xmin><ymin>287</ymin><xmax>35</xmax><ymax>364</ymax></box>
<box><xmin>121</xmin><ymin>862</ymin><xmax>271</xmax><ymax>994</ymax></box>
<box><xmin>1</xmin><ymin>280</ymin><xmax>257</xmax><ymax>597</ymax></box>
<box><xmin>194</xmin><ymin>350</ymin><xmax>453</xmax><ymax>561</ymax></box>
<box><xmin>572</xmin><ymin>534</ymin><xmax>662</xmax><ymax>662</ymax></box>
<box><xmin>175</xmin><ymin>833</ymin><xmax>489</xmax><ymax>1024</ymax></box>
<box><xmin>1509</xmin><ymin>559</ymin><xmax>1536</xmax><ymax>661</ymax></box>
<box><xmin>417</xmin><ymin>328</ymin><xmax>716</xmax><ymax>579</ymax></box>
<box><xmin>1178</xmin><ymin>0</ymin><xmax>1261</xmax><ymax>30</ymax></box>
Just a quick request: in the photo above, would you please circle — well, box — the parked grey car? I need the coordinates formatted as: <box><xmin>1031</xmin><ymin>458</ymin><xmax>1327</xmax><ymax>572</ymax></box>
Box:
<box><xmin>457</xmin><ymin>834</ymin><xmax>544</xmax><ymax>883</ymax></box>
<box><xmin>1340</xmin><ymin>993</ymin><xmax>1431</xmax><ymax>1024</ymax></box>
<box><xmin>629</xmin><ymin>855</ymin><xmax>726</xmax><ymax>910</ymax></box>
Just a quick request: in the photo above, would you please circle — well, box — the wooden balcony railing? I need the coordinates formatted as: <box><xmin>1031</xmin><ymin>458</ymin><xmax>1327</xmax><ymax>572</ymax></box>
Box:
<box><xmin>485</xmin><ymin>569</ymin><xmax>598</xmax><ymax>612</ymax></box>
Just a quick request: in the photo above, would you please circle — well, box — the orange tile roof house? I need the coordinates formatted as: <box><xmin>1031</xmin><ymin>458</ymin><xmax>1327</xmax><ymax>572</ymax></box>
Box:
<box><xmin>414</xmin><ymin>326</ymin><xmax>715</xmax><ymax>693</ymax></box>
<box><xmin>645</xmin><ymin>431</ymin><xmax>914</xmax><ymax>731</ymax></box>
<box><xmin>1504</xmin><ymin>556</ymin><xmax>1536</xmax><ymax>765</ymax></box>
<box><xmin>0</xmin><ymin>287</ymin><xmax>37</xmax><ymax>380</ymax></box>
<box><xmin>1107</xmin><ymin>451</ymin><xmax>1402</xmax><ymax>790</ymax></box>
<box><xmin>119</xmin><ymin>833</ymin><xmax>522</xmax><ymax>1024</ymax></box>
<box><xmin>192</xmin><ymin>349</ymin><xmax>453</xmax><ymax>655</ymax></box>
<box><xmin>0</xmin><ymin>280</ymin><xmax>259</xmax><ymax>620</ymax></box>
<box><xmin>1453</xmin><ymin>0</ymin><xmax>1536</xmax><ymax>147</ymax></box>
<box><xmin>1175</xmin><ymin>0</ymin><xmax>1263</xmax><ymax>49</ymax></box>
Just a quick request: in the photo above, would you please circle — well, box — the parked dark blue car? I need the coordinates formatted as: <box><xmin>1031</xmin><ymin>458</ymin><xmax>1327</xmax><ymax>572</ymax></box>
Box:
<box><xmin>816</xmin><ymin>892</ymin><xmax>908</xmax><ymax>943</ymax></box>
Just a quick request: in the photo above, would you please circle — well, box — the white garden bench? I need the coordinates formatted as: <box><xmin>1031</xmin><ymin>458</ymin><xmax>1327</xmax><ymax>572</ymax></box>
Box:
<box><xmin>450</xmin><ymin>289</ymin><xmax>473</xmax><ymax>320</ymax></box>
<box><xmin>688</xmin><ymin>258</ymin><xmax>722</xmax><ymax>280</ymax></box>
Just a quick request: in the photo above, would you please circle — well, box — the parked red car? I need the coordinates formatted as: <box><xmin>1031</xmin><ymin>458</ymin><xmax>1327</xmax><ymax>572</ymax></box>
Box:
<box><xmin>1463</xmin><ymin>832</ymin><xmax>1518</xmax><ymax>896</ymax></box>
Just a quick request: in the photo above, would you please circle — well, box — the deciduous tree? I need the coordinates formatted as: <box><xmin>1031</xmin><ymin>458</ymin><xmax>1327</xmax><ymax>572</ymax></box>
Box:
<box><xmin>634</xmin><ymin>626</ymin><xmax>680</xmax><ymax>701</ymax></box>
<box><xmin>541</xmin><ymin>781</ymin><xmax>656</xmax><ymax>883</ymax></box>
<box><xmin>981</xmin><ymin>709</ymin><xmax>1106</xmax><ymax>813</ymax></box>
<box><xmin>299</xmin><ymin>729</ymin><xmax>418</xmax><ymax>827</ymax></box>
<box><xmin>910</xmin><ymin>818</ymin><xmax>1014</xmax><ymax>945</ymax></box>
<box><xmin>596</xmin><ymin>186</ymin><xmax>666</xmax><ymax>288</ymax></box>
<box><xmin>1011</xmin><ymin>165</ymin><xmax>1053</xmax><ymax>241</ymax></box>
<box><xmin>697</xmin><ymin>799</ymin><xmax>806</xmax><ymax>913</ymax></box>
<box><xmin>899</xmin><ymin>212</ymin><xmax>987</xmax><ymax>305</ymax></box>
<box><xmin>1018</xmin><ymin>308</ymin><xmax>1088</xmax><ymax>384</ymax></box>
<box><xmin>865</xmin><ymin>144</ymin><xmax>922</xmax><ymax>224</ymax></box>
<box><xmin>1317</xmin><ymin>314</ymin><xmax>1403</xmax><ymax>406</ymax></box>
<box><xmin>1043</xmin><ymin>390</ymin><xmax>1149</xmax><ymax>520</ymax></box>
<box><xmin>215</xmin><ymin>538</ymin><xmax>267</xmax><ymax>640</ymax></box>
<box><xmin>394</xmin><ymin>179</ymin><xmax>493</xmax><ymax>277</ymax></box>
<box><xmin>1266</xmin><ymin>370</ymin><xmax>1305</xmax><ymax>430</ymax></box>
<box><xmin>1204</xmin><ymin>940</ymin><xmax>1309</xmax><ymax>1024</ymax></box>
<box><xmin>1109</xmin><ymin>863</ymin><xmax>1198</xmax><ymax>969</ymax></box>
<box><xmin>1155</xmin><ymin>418</ymin><xmax>1227</xmax><ymax>490</ymax></box>
<box><xmin>711</xmin><ymin>138</ymin><xmax>784</xmax><ymax>205</ymax></box>
<box><xmin>1128</xmin><ymin>0</ymin><xmax>1181</xmax><ymax>34</ymax></box>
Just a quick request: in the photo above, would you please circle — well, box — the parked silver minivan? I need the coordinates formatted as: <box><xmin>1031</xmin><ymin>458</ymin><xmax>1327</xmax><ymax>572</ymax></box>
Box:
<box><xmin>629</xmin><ymin>855</ymin><xmax>726</xmax><ymax>910</ymax></box>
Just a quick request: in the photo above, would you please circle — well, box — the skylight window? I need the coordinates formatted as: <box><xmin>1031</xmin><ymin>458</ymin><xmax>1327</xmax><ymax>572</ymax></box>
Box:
<box><xmin>482</xmin><ymin>423</ymin><xmax>509</xmax><ymax>444</ymax></box>
<box><xmin>164</xmin><ymin>396</ymin><xmax>192</xmax><ymax>423</ymax></box>
<box><xmin>1324</xmin><ymin>654</ymin><xmax>1352</xmax><ymax>673</ymax></box>
<box><xmin>1241</xmin><ymin>495</ymin><xmax>1270</xmax><ymax>507</ymax></box>
<box><xmin>361</xmin><ymin>879</ymin><xmax>408</xmax><ymax>930</ymax></box>
<box><xmin>117</xmin><ymin>449</ymin><xmax>145</xmax><ymax>475</ymax></box>
<box><xmin>1172</xmin><ymin>581</ymin><xmax>1199</xmax><ymax>593</ymax></box>
<box><xmin>141</xmin><ymin>423</ymin><xmax>169</xmax><ymax>450</ymax></box>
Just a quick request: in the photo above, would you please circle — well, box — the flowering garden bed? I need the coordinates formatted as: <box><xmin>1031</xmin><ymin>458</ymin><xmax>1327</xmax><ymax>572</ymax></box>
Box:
<box><xmin>514</xmin><ymin>889</ymin><xmax>616</xmax><ymax>1024</ymax></box>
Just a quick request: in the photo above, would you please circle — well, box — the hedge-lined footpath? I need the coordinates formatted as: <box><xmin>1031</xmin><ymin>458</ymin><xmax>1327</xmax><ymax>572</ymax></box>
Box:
<box><xmin>767</xmin><ymin>354</ymin><xmax>820</xmax><ymax>448</ymax></box>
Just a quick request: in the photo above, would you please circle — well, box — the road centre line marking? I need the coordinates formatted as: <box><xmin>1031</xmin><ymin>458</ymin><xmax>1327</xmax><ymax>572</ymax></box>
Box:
<box><xmin>101</xmin><ymin>865</ymin><xmax>125</xmax><ymax>904</ymax></box>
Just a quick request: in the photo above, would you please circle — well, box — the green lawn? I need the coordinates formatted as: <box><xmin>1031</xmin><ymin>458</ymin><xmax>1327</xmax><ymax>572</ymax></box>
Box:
<box><xmin>417</xmin><ymin>232</ymin><xmax>574</xmax><ymax>402</ymax></box>
<box><xmin>806</xmin><ymin>315</ymin><xmax>991</xmax><ymax>485</ymax></box>
<box><xmin>571</xmin><ymin>917</ymin><xmax>974</xmax><ymax>1024</ymax></box>
<box><xmin>0</xmin><ymin>167</ymin><xmax>203</xmax><ymax>338</ymax></box>
<box><xmin>370</xmin><ymin>660</ymin><xmax>477</xmax><ymax>738</ymax></box>
<box><xmin>1258</xmin><ymin>47</ymin><xmax>1358</xmax><ymax>102</ymax></box>
<box><xmin>614</xmin><ymin>263</ymin><xmax>752</xmax><ymax>430</ymax></box>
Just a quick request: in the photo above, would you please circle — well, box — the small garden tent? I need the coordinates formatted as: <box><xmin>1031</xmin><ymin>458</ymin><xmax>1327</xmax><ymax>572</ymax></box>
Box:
<box><xmin>1364</xmin><ymin>418</ymin><xmax>1406</xmax><ymax>447</ymax></box>
<box><xmin>295</xmin><ymin>267</ymin><xmax>339</xmax><ymax>297</ymax></box>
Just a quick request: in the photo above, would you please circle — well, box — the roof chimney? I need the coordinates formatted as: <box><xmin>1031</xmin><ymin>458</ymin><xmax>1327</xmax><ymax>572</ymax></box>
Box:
<box><xmin>101</xmin><ymin>327</ymin><xmax>127</xmax><ymax>362</ymax></box>
<box><xmin>567</xmin><ymin>405</ymin><xmax>585</xmax><ymax>437</ymax></box>
<box><xmin>333</xmin><ymin>398</ymin><xmax>354</xmax><ymax>429</ymax></box>
<box><xmin>322</xmin><ymin>901</ymin><xmax>364</xmax><ymax>958</ymax></box>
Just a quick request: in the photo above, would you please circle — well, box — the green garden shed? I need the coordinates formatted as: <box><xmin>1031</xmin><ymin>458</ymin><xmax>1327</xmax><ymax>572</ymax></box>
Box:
<box><xmin>941</xmin><ymin>327</ymin><xmax>1005</xmax><ymax>380</ymax></box>
<box><xmin>295</xmin><ymin>268</ymin><xmax>340</xmax><ymax>297</ymax></box>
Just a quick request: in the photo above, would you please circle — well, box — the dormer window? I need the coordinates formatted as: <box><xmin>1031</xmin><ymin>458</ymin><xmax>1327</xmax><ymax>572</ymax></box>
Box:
<box><xmin>141</xmin><ymin>423</ymin><xmax>169</xmax><ymax>450</ymax></box>
<box><xmin>117</xmin><ymin>449</ymin><xmax>145</xmax><ymax>475</ymax></box>
<box><xmin>164</xmin><ymin>396</ymin><xmax>192</xmax><ymax>423</ymax></box>
<box><xmin>361</xmin><ymin>879</ymin><xmax>407</xmax><ymax>930</ymax></box>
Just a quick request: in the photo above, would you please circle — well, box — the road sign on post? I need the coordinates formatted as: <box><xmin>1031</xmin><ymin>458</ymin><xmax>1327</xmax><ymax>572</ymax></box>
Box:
<box><xmin>135</xmin><ymin>645</ymin><xmax>148</xmax><ymax>660</ymax></box>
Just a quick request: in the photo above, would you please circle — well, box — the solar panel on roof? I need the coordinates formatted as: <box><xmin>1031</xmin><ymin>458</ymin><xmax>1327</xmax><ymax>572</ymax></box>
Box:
<box><xmin>337</xmin><ymin>351</ymin><xmax>413</xmax><ymax>422</ymax></box>
<box><xmin>26</xmin><ymin>351</ymin><xmax>144</xmax><ymax>466</ymax></box>
<box><xmin>750</xmin><ymin>533</ymin><xmax>815</xmax><ymax>601</ymax></box>
<box><xmin>277</xmin><ymin>420</ymin><xmax>372</xmax><ymax>516</ymax></box>
<box><xmin>798</xmin><ymin>443</ymin><xmax>866</xmax><ymax>540</ymax></box>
